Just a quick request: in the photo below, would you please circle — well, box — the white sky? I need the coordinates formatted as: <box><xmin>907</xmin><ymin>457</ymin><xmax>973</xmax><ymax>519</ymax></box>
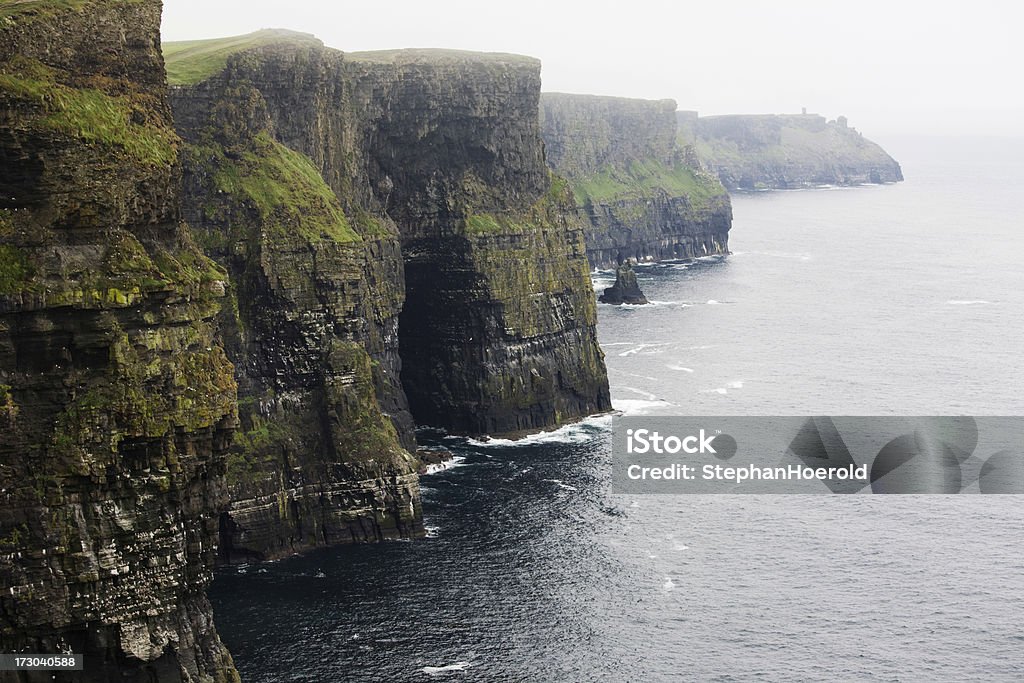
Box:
<box><xmin>162</xmin><ymin>0</ymin><xmax>1023</xmax><ymax>138</ymax></box>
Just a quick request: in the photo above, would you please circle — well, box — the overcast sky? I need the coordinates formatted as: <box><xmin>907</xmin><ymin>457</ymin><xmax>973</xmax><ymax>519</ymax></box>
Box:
<box><xmin>162</xmin><ymin>0</ymin><xmax>1023</xmax><ymax>138</ymax></box>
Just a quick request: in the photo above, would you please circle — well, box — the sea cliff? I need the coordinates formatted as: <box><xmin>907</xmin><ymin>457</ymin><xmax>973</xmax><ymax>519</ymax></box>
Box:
<box><xmin>168</xmin><ymin>33</ymin><xmax>423</xmax><ymax>563</ymax></box>
<box><xmin>682</xmin><ymin>111</ymin><xmax>904</xmax><ymax>190</ymax></box>
<box><xmin>0</xmin><ymin>1</ymin><xmax>238</xmax><ymax>679</ymax></box>
<box><xmin>540</xmin><ymin>93</ymin><xmax>732</xmax><ymax>268</ymax></box>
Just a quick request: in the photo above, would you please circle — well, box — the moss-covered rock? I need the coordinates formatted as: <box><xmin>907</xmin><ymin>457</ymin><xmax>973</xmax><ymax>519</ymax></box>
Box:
<box><xmin>0</xmin><ymin>2</ymin><xmax>239</xmax><ymax>680</ymax></box>
<box><xmin>171</xmin><ymin>56</ymin><xmax>422</xmax><ymax>561</ymax></box>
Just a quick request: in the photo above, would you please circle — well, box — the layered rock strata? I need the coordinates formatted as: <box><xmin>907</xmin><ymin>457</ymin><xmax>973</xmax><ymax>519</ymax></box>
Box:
<box><xmin>346</xmin><ymin>50</ymin><xmax>612</xmax><ymax>435</ymax></box>
<box><xmin>540</xmin><ymin>93</ymin><xmax>732</xmax><ymax>268</ymax></box>
<box><xmin>168</xmin><ymin>36</ymin><xmax>422</xmax><ymax>561</ymax></box>
<box><xmin>0</xmin><ymin>1</ymin><xmax>238</xmax><ymax>680</ymax></box>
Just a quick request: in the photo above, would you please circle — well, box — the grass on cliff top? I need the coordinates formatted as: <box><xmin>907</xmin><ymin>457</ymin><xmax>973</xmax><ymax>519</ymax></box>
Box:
<box><xmin>0</xmin><ymin>0</ymin><xmax>144</xmax><ymax>24</ymax></box>
<box><xmin>0</xmin><ymin>56</ymin><xmax>177</xmax><ymax>166</ymax></box>
<box><xmin>347</xmin><ymin>48</ymin><xmax>539</xmax><ymax>67</ymax></box>
<box><xmin>207</xmin><ymin>133</ymin><xmax>360</xmax><ymax>244</ymax></box>
<box><xmin>573</xmin><ymin>159</ymin><xmax>725</xmax><ymax>207</ymax></box>
<box><xmin>163</xmin><ymin>29</ymin><xmax>322</xmax><ymax>85</ymax></box>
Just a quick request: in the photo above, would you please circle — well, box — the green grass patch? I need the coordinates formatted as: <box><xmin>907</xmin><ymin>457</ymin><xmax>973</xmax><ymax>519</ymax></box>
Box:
<box><xmin>573</xmin><ymin>159</ymin><xmax>725</xmax><ymax>207</ymax></box>
<box><xmin>163</xmin><ymin>29</ymin><xmax>322</xmax><ymax>85</ymax></box>
<box><xmin>0</xmin><ymin>244</ymin><xmax>33</xmax><ymax>294</ymax></box>
<box><xmin>206</xmin><ymin>133</ymin><xmax>360</xmax><ymax>244</ymax></box>
<box><xmin>0</xmin><ymin>0</ymin><xmax>143</xmax><ymax>24</ymax></box>
<box><xmin>0</xmin><ymin>56</ymin><xmax>176</xmax><ymax>167</ymax></box>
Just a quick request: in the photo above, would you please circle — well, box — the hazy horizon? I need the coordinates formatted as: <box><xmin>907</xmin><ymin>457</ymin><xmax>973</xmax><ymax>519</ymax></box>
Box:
<box><xmin>161</xmin><ymin>0</ymin><xmax>1023</xmax><ymax>139</ymax></box>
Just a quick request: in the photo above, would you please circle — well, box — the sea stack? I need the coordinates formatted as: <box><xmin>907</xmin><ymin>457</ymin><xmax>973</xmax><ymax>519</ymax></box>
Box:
<box><xmin>600</xmin><ymin>261</ymin><xmax>649</xmax><ymax>305</ymax></box>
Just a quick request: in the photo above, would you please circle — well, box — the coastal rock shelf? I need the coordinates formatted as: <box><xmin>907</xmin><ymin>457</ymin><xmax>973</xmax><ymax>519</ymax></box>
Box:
<box><xmin>540</xmin><ymin>93</ymin><xmax>733</xmax><ymax>268</ymax></box>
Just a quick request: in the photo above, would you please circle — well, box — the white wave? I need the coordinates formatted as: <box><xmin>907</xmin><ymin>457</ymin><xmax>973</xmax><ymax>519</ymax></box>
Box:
<box><xmin>727</xmin><ymin>380</ymin><xmax>744</xmax><ymax>389</ymax></box>
<box><xmin>422</xmin><ymin>662</ymin><xmax>472</xmax><ymax>675</ymax></box>
<box><xmin>613</xmin><ymin>398</ymin><xmax>674</xmax><ymax>416</ymax></box>
<box><xmin>648</xmin><ymin>554</ymin><xmax>658</xmax><ymax>559</ymax></box>
<box><xmin>947</xmin><ymin>299</ymin><xmax>993</xmax><ymax>305</ymax></box>
<box><xmin>542</xmin><ymin>479</ymin><xmax>579</xmax><ymax>492</ymax></box>
<box><xmin>424</xmin><ymin>525</ymin><xmax>440</xmax><ymax>538</ymax></box>
<box><xmin>463</xmin><ymin>414</ymin><xmax>611</xmax><ymax>448</ymax></box>
<box><xmin>421</xmin><ymin>456</ymin><xmax>466</xmax><ymax>475</ymax></box>
<box><xmin>663</xmin><ymin>577</ymin><xmax>676</xmax><ymax>591</ymax></box>
<box><xmin>706</xmin><ymin>299</ymin><xmax>722</xmax><ymax>305</ymax></box>
<box><xmin>618</xmin><ymin>385</ymin><xmax>659</xmax><ymax>400</ymax></box>
<box><xmin>675</xmin><ymin>544</ymin><xmax>689</xmax><ymax>551</ymax></box>
<box><xmin>666</xmin><ymin>365</ymin><xmax>694</xmax><ymax>373</ymax></box>
<box><xmin>629</xmin><ymin>501</ymin><xmax>640</xmax><ymax>508</ymax></box>
<box><xmin>617</xmin><ymin>342</ymin><xmax>673</xmax><ymax>357</ymax></box>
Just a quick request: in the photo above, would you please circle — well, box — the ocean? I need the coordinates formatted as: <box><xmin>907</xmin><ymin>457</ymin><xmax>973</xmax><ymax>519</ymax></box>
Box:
<box><xmin>208</xmin><ymin>136</ymin><xmax>1024</xmax><ymax>681</ymax></box>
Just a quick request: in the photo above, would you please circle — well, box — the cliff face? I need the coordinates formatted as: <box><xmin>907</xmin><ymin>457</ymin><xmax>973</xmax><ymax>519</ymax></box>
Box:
<box><xmin>165</xmin><ymin>38</ymin><xmax>610</xmax><ymax>557</ymax></box>
<box><xmin>168</xmin><ymin>38</ymin><xmax>422</xmax><ymax>562</ymax></box>
<box><xmin>0</xmin><ymin>1</ymin><xmax>237</xmax><ymax>680</ymax></box>
<box><xmin>540</xmin><ymin>93</ymin><xmax>732</xmax><ymax>268</ymax></box>
<box><xmin>347</xmin><ymin>51</ymin><xmax>611</xmax><ymax>435</ymax></box>
<box><xmin>688</xmin><ymin>112</ymin><xmax>904</xmax><ymax>190</ymax></box>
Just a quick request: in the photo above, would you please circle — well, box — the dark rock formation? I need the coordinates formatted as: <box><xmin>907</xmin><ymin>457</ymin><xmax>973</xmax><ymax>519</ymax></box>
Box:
<box><xmin>346</xmin><ymin>51</ymin><xmax>611</xmax><ymax>436</ymax></box>
<box><xmin>0</xmin><ymin>1</ymin><xmax>238</xmax><ymax>680</ymax></box>
<box><xmin>168</xmin><ymin>37</ymin><xmax>423</xmax><ymax>562</ymax></box>
<box><xmin>599</xmin><ymin>262</ymin><xmax>649</xmax><ymax>305</ymax></box>
<box><xmin>686</xmin><ymin>112</ymin><xmax>904</xmax><ymax>190</ymax></box>
<box><xmin>540</xmin><ymin>93</ymin><xmax>732</xmax><ymax>268</ymax></box>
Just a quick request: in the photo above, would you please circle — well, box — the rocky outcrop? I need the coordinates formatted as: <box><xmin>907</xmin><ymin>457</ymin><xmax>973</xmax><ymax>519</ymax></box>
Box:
<box><xmin>0</xmin><ymin>1</ymin><xmax>238</xmax><ymax>680</ymax></box>
<box><xmin>347</xmin><ymin>51</ymin><xmax>611</xmax><ymax>436</ymax></box>
<box><xmin>168</xmin><ymin>36</ymin><xmax>423</xmax><ymax>562</ymax></box>
<box><xmin>540</xmin><ymin>93</ymin><xmax>732</xmax><ymax>268</ymax></box>
<box><xmin>599</xmin><ymin>262</ymin><xmax>648</xmax><ymax>305</ymax></box>
<box><xmin>686</xmin><ymin>112</ymin><xmax>904</xmax><ymax>190</ymax></box>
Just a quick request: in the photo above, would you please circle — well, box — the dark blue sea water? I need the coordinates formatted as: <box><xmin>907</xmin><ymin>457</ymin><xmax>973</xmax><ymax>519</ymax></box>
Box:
<box><xmin>209</xmin><ymin>136</ymin><xmax>1024</xmax><ymax>681</ymax></box>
